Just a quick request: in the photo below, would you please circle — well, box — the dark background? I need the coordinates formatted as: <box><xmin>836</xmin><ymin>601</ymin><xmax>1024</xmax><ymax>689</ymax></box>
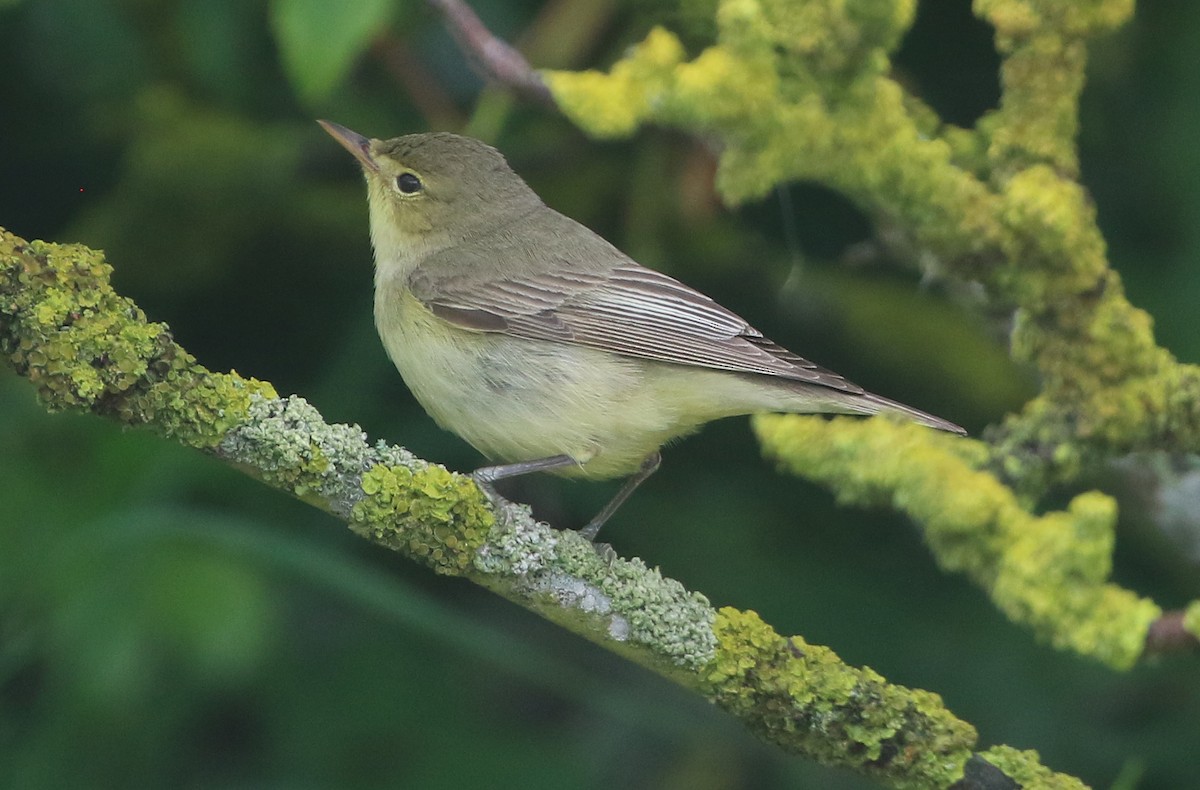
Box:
<box><xmin>2</xmin><ymin>1</ymin><xmax>1198</xmax><ymax>787</ymax></box>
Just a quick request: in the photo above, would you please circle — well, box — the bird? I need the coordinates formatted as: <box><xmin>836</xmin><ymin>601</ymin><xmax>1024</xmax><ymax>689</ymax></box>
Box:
<box><xmin>319</xmin><ymin>121</ymin><xmax>965</xmax><ymax>539</ymax></box>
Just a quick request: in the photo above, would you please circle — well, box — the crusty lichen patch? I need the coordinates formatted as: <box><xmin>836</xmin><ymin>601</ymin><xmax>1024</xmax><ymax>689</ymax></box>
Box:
<box><xmin>706</xmin><ymin>607</ymin><xmax>976</xmax><ymax>788</ymax></box>
<box><xmin>351</xmin><ymin>463</ymin><xmax>495</xmax><ymax>575</ymax></box>
<box><xmin>974</xmin><ymin>745</ymin><xmax>1089</xmax><ymax>790</ymax></box>
<box><xmin>217</xmin><ymin>393</ymin><xmax>418</xmax><ymax>517</ymax></box>
<box><xmin>477</xmin><ymin>517</ymin><xmax>718</xmax><ymax>672</ymax></box>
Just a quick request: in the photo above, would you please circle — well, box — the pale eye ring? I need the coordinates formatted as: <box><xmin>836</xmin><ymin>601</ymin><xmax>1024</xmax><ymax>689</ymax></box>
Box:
<box><xmin>395</xmin><ymin>172</ymin><xmax>423</xmax><ymax>194</ymax></box>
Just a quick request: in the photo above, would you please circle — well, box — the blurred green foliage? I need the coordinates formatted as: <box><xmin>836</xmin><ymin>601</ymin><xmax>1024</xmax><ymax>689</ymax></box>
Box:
<box><xmin>271</xmin><ymin>0</ymin><xmax>403</xmax><ymax>103</ymax></box>
<box><xmin>1</xmin><ymin>1</ymin><xmax>1198</xmax><ymax>788</ymax></box>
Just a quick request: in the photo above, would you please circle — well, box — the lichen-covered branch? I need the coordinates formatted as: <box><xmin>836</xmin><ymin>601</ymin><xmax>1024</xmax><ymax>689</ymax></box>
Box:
<box><xmin>754</xmin><ymin>414</ymin><xmax>1165</xmax><ymax>670</ymax></box>
<box><xmin>1</xmin><ymin>226</ymin><xmax>1088</xmax><ymax>787</ymax></box>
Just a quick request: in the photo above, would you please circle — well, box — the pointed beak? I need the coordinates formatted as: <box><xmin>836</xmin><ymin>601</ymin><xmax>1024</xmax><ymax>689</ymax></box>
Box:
<box><xmin>318</xmin><ymin>119</ymin><xmax>379</xmax><ymax>173</ymax></box>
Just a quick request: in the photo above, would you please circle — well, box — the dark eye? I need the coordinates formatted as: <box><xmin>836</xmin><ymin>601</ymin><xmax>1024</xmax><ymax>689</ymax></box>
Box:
<box><xmin>395</xmin><ymin>172</ymin><xmax>423</xmax><ymax>194</ymax></box>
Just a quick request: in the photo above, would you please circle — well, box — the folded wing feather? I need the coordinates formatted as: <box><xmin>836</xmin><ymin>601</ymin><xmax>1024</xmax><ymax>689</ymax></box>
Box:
<box><xmin>411</xmin><ymin>254</ymin><xmax>863</xmax><ymax>395</ymax></box>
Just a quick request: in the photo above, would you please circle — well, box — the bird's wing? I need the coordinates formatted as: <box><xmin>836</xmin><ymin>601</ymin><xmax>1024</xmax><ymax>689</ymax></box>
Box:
<box><xmin>408</xmin><ymin>255</ymin><xmax>863</xmax><ymax>395</ymax></box>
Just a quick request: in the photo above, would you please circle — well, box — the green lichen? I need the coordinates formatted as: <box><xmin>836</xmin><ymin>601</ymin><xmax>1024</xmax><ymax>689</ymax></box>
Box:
<box><xmin>217</xmin><ymin>393</ymin><xmax>418</xmax><ymax>517</ymax></box>
<box><xmin>975</xmin><ymin>0</ymin><xmax>1134</xmax><ymax>40</ymax></box>
<box><xmin>992</xmin><ymin>347</ymin><xmax>1200</xmax><ymax>497</ymax></box>
<box><xmin>706</xmin><ymin>607</ymin><xmax>976</xmax><ymax>788</ymax></box>
<box><xmin>978</xmin><ymin>27</ymin><xmax>1088</xmax><ymax>175</ymax></box>
<box><xmin>351</xmin><ymin>463</ymin><xmax>494</xmax><ymax>575</ymax></box>
<box><xmin>755</xmin><ymin>414</ymin><xmax>1162</xmax><ymax>670</ymax></box>
<box><xmin>996</xmin><ymin>167</ymin><xmax>1106</xmax><ymax>304</ymax></box>
<box><xmin>544</xmin><ymin>27</ymin><xmax>687</xmax><ymax>138</ymax></box>
<box><xmin>558</xmin><ymin>533</ymin><xmax>717</xmax><ymax>669</ymax></box>
<box><xmin>0</xmin><ymin>228</ymin><xmax>274</xmax><ymax>448</ymax></box>
<box><xmin>972</xmin><ymin>0</ymin><xmax>1135</xmax><ymax>189</ymax></box>
<box><xmin>547</xmin><ymin>0</ymin><xmax>919</xmax><ymax>141</ymax></box>
<box><xmin>974</xmin><ymin>745</ymin><xmax>1088</xmax><ymax>790</ymax></box>
<box><xmin>477</xmin><ymin>517</ymin><xmax>717</xmax><ymax>671</ymax></box>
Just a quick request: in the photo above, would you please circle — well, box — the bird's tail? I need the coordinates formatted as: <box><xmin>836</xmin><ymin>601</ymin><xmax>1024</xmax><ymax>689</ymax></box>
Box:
<box><xmin>851</xmin><ymin>391</ymin><xmax>966</xmax><ymax>435</ymax></box>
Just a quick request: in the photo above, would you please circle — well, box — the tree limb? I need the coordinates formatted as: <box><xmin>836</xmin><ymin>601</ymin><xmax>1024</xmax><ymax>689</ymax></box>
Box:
<box><xmin>1</xmin><ymin>225</ymin><xmax>1091</xmax><ymax>788</ymax></box>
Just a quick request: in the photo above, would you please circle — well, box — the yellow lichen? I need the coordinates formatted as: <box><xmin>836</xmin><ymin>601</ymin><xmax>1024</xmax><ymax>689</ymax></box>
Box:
<box><xmin>544</xmin><ymin>27</ymin><xmax>685</xmax><ymax>138</ymax></box>
<box><xmin>754</xmin><ymin>414</ymin><xmax>1162</xmax><ymax>669</ymax></box>
<box><xmin>1</xmin><ymin>229</ymin><xmax>275</xmax><ymax>448</ymax></box>
<box><xmin>351</xmin><ymin>464</ymin><xmax>494</xmax><ymax>575</ymax></box>
<box><xmin>672</xmin><ymin>45</ymin><xmax>777</xmax><ymax>126</ymax></box>
<box><xmin>706</xmin><ymin>607</ymin><xmax>976</xmax><ymax>787</ymax></box>
<box><xmin>976</xmin><ymin>0</ymin><xmax>1134</xmax><ymax>40</ymax></box>
<box><xmin>974</xmin><ymin>745</ymin><xmax>1089</xmax><ymax>790</ymax></box>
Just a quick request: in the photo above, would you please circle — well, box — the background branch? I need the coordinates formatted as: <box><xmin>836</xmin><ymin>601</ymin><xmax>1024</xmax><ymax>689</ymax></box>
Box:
<box><xmin>425</xmin><ymin>0</ymin><xmax>555</xmax><ymax>106</ymax></box>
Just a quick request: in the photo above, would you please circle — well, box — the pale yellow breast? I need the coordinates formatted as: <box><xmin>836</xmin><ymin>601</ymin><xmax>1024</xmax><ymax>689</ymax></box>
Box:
<box><xmin>374</xmin><ymin>285</ymin><xmax>653</xmax><ymax>477</ymax></box>
<box><xmin>372</xmin><ymin>283</ymin><xmax>816</xmax><ymax>478</ymax></box>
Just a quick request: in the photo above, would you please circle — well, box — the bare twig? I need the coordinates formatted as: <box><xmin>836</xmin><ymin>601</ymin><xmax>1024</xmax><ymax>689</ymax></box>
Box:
<box><xmin>1144</xmin><ymin>610</ymin><xmax>1200</xmax><ymax>657</ymax></box>
<box><xmin>425</xmin><ymin>0</ymin><xmax>556</xmax><ymax>106</ymax></box>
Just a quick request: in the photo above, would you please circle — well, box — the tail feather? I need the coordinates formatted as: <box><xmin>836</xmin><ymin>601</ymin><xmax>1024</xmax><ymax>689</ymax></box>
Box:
<box><xmin>853</xmin><ymin>391</ymin><xmax>966</xmax><ymax>435</ymax></box>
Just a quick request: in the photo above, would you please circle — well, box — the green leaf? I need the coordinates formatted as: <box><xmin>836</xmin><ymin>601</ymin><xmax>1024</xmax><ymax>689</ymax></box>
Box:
<box><xmin>270</xmin><ymin>0</ymin><xmax>395</xmax><ymax>103</ymax></box>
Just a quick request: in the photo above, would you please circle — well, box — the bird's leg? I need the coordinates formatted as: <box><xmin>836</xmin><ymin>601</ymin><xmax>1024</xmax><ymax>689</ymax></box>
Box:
<box><xmin>578</xmin><ymin>452</ymin><xmax>661</xmax><ymax>541</ymax></box>
<box><xmin>472</xmin><ymin>454</ymin><xmax>578</xmax><ymax>509</ymax></box>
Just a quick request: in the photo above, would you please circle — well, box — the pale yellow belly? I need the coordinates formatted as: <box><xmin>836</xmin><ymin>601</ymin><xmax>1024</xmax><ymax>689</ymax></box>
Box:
<box><xmin>374</xmin><ymin>288</ymin><xmax>766</xmax><ymax>479</ymax></box>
